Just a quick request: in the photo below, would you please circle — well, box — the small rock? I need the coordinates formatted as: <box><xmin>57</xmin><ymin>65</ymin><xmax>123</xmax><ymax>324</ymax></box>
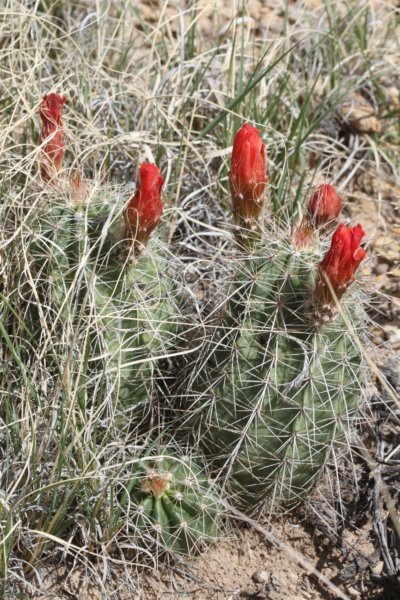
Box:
<box><xmin>384</xmin><ymin>85</ymin><xmax>400</xmax><ymax>108</ymax></box>
<box><xmin>379</xmin><ymin>77</ymin><xmax>400</xmax><ymax>108</ymax></box>
<box><xmin>252</xmin><ymin>569</ymin><xmax>269</xmax><ymax>584</ymax></box>
<box><xmin>371</xmin><ymin>560</ymin><xmax>384</xmax><ymax>575</ymax></box>
<box><xmin>338</xmin><ymin>92</ymin><xmax>381</xmax><ymax>133</ymax></box>
<box><xmin>340</xmin><ymin>562</ymin><xmax>357</xmax><ymax>581</ymax></box>
<box><xmin>376</xmin><ymin>262</ymin><xmax>389</xmax><ymax>274</ymax></box>
<box><xmin>270</xmin><ymin>573</ymin><xmax>283</xmax><ymax>591</ymax></box>
<box><xmin>348</xmin><ymin>585</ymin><xmax>361</xmax><ymax>598</ymax></box>
<box><xmin>374</xmin><ymin>235</ymin><xmax>400</xmax><ymax>263</ymax></box>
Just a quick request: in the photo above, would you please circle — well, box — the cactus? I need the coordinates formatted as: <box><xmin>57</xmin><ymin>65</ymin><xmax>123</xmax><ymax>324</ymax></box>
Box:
<box><xmin>186</xmin><ymin>228</ymin><xmax>367</xmax><ymax>513</ymax></box>
<box><xmin>28</xmin><ymin>181</ymin><xmax>183</xmax><ymax>425</ymax></box>
<box><xmin>29</xmin><ymin>100</ymin><xmax>184</xmax><ymax>425</ymax></box>
<box><xmin>119</xmin><ymin>451</ymin><xmax>222</xmax><ymax>556</ymax></box>
<box><xmin>181</xmin><ymin>125</ymin><xmax>368</xmax><ymax>514</ymax></box>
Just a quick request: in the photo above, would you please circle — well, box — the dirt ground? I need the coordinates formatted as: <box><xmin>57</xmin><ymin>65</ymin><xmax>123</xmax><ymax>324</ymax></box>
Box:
<box><xmin>17</xmin><ymin>512</ymin><xmax>397</xmax><ymax>599</ymax></box>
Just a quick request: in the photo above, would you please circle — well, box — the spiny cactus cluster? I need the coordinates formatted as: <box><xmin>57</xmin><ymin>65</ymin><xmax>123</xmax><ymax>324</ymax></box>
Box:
<box><xmin>180</xmin><ymin>126</ymin><xmax>367</xmax><ymax>513</ymax></box>
<box><xmin>4</xmin><ymin>93</ymin><xmax>369</xmax><ymax>566</ymax></box>
<box><xmin>31</xmin><ymin>95</ymin><xmax>185</xmax><ymax>431</ymax></box>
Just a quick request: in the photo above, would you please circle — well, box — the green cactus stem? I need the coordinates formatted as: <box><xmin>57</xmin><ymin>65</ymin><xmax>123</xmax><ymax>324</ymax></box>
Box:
<box><xmin>27</xmin><ymin>184</ymin><xmax>183</xmax><ymax>426</ymax></box>
<box><xmin>184</xmin><ymin>229</ymin><xmax>366</xmax><ymax>513</ymax></box>
<box><xmin>121</xmin><ymin>452</ymin><xmax>222</xmax><ymax>555</ymax></box>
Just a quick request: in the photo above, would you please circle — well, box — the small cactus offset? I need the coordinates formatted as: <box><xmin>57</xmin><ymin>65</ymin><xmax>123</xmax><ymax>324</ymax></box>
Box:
<box><xmin>181</xmin><ymin>124</ymin><xmax>368</xmax><ymax>513</ymax></box>
<box><xmin>120</xmin><ymin>451</ymin><xmax>222</xmax><ymax>556</ymax></box>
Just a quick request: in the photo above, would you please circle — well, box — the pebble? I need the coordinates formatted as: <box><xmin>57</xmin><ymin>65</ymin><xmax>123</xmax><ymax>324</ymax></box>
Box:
<box><xmin>251</xmin><ymin>570</ymin><xmax>269</xmax><ymax>584</ymax></box>
<box><xmin>338</xmin><ymin>92</ymin><xmax>382</xmax><ymax>134</ymax></box>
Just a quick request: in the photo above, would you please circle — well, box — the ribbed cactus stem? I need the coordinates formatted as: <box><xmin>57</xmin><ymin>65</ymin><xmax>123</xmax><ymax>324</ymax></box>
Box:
<box><xmin>185</xmin><ymin>219</ymin><xmax>367</xmax><ymax>513</ymax></box>
<box><xmin>29</xmin><ymin>174</ymin><xmax>181</xmax><ymax>428</ymax></box>
<box><xmin>123</xmin><ymin>453</ymin><xmax>221</xmax><ymax>555</ymax></box>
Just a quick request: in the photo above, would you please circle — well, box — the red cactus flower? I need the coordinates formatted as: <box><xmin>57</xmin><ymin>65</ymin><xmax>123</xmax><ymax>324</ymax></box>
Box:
<box><xmin>39</xmin><ymin>93</ymin><xmax>67</xmax><ymax>180</ymax></box>
<box><xmin>229</xmin><ymin>123</ymin><xmax>267</xmax><ymax>223</ymax></box>
<box><xmin>315</xmin><ymin>224</ymin><xmax>366</xmax><ymax>306</ymax></box>
<box><xmin>124</xmin><ymin>162</ymin><xmax>164</xmax><ymax>248</ymax></box>
<box><xmin>307</xmin><ymin>184</ymin><xmax>341</xmax><ymax>226</ymax></box>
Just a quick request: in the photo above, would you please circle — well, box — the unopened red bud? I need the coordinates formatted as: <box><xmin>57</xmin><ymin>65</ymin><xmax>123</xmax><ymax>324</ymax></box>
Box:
<box><xmin>307</xmin><ymin>184</ymin><xmax>341</xmax><ymax>226</ymax></box>
<box><xmin>229</xmin><ymin>124</ymin><xmax>267</xmax><ymax>225</ymax></box>
<box><xmin>124</xmin><ymin>162</ymin><xmax>164</xmax><ymax>249</ymax></box>
<box><xmin>39</xmin><ymin>93</ymin><xmax>67</xmax><ymax>181</ymax></box>
<box><xmin>294</xmin><ymin>184</ymin><xmax>342</xmax><ymax>249</ymax></box>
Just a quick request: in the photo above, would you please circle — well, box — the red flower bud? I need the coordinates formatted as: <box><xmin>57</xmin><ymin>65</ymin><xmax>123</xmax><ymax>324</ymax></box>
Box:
<box><xmin>307</xmin><ymin>184</ymin><xmax>341</xmax><ymax>226</ymax></box>
<box><xmin>69</xmin><ymin>172</ymin><xmax>88</xmax><ymax>203</ymax></box>
<box><xmin>294</xmin><ymin>184</ymin><xmax>342</xmax><ymax>249</ymax></box>
<box><xmin>315</xmin><ymin>224</ymin><xmax>366</xmax><ymax>307</ymax></box>
<box><xmin>124</xmin><ymin>163</ymin><xmax>164</xmax><ymax>248</ymax></box>
<box><xmin>39</xmin><ymin>93</ymin><xmax>67</xmax><ymax>181</ymax></box>
<box><xmin>229</xmin><ymin>124</ymin><xmax>267</xmax><ymax>223</ymax></box>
